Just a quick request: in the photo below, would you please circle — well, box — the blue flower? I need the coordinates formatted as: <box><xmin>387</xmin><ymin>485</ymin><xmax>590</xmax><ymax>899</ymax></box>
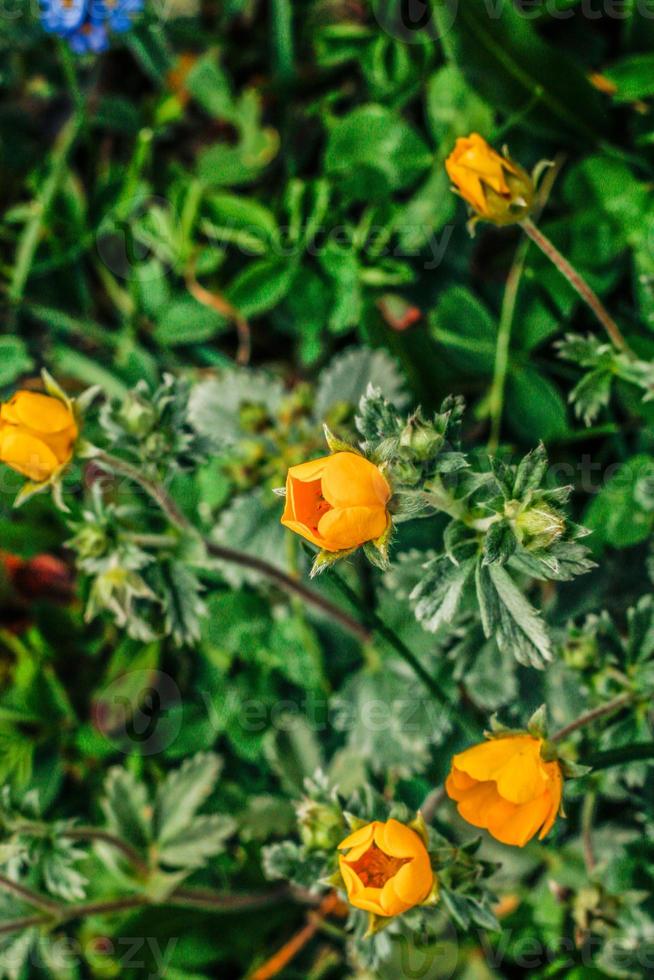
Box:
<box><xmin>67</xmin><ymin>21</ymin><xmax>110</xmax><ymax>51</ymax></box>
<box><xmin>89</xmin><ymin>0</ymin><xmax>143</xmax><ymax>32</ymax></box>
<box><xmin>40</xmin><ymin>0</ymin><xmax>88</xmax><ymax>34</ymax></box>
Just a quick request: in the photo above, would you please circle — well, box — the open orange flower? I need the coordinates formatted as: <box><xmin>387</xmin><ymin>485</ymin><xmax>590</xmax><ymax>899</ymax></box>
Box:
<box><xmin>281</xmin><ymin>452</ymin><xmax>391</xmax><ymax>553</ymax></box>
<box><xmin>0</xmin><ymin>392</ymin><xmax>78</xmax><ymax>483</ymax></box>
<box><xmin>446</xmin><ymin>735</ymin><xmax>563</xmax><ymax>847</ymax></box>
<box><xmin>338</xmin><ymin>819</ymin><xmax>434</xmax><ymax>917</ymax></box>
<box><xmin>445</xmin><ymin>133</ymin><xmax>534</xmax><ymax>225</ymax></box>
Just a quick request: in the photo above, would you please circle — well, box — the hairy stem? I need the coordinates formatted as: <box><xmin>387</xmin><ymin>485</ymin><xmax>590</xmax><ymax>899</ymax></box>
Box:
<box><xmin>62</xmin><ymin>828</ymin><xmax>150</xmax><ymax>878</ymax></box>
<box><xmin>93</xmin><ymin>451</ymin><xmax>370</xmax><ymax>643</ymax></box>
<box><xmin>0</xmin><ymin>874</ymin><xmax>62</xmax><ymax>914</ymax></box>
<box><xmin>331</xmin><ymin>573</ymin><xmax>480</xmax><ymax>735</ymax></box>
<box><xmin>550</xmin><ymin>692</ymin><xmax>634</xmax><ymax>743</ymax></box>
<box><xmin>0</xmin><ymin>915</ymin><xmax>49</xmax><ymax>935</ymax></box>
<box><xmin>521</xmin><ymin>218</ymin><xmax>632</xmax><ymax>354</ymax></box>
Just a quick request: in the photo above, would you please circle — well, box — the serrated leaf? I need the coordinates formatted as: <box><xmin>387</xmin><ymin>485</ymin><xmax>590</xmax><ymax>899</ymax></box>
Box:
<box><xmin>476</xmin><ymin>561</ymin><xmax>553</xmax><ymax>669</ymax></box>
<box><xmin>154</xmin><ymin>752</ymin><xmax>223</xmax><ymax>844</ymax></box>
<box><xmin>157</xmin><ymin>814</ymin><xmax>236</xmax><ymax>869</ymax></box>
<box><xmin>314</xmin><ymin>347</ymin><xmax>408</xmax><ymax>420</ymax></box>
<box><xmin>188</xmin><ymin>370</ymin><xmax>284</xmax><ymax>447</ymax></box>
<box><xmin>410</xmin><ymin>556</ymin><xmax>475</xmax><ymax>633</ymax></box>
<box><xmin>482</xmin><ymin>520</ymin><xmax>517</xmax><ymax>567</ymax></box>
<box><xmin>513</xmin><ymin>443</ymin><xmax>548</xmax><ymax>498</ymax></box>
<box><xmin>101</xmin><ymin>768</ymin><xmax>151</xmax><ymax>850</ymax></box>
<box><xmin>263</xmin><ymin>716</ymin><xmax>323</xmax><ymax>794</ymax></box>
<box><xmin>211</xmin><ymin>488</ymin><xmax>290</xmax><ymax>587</ymax></box>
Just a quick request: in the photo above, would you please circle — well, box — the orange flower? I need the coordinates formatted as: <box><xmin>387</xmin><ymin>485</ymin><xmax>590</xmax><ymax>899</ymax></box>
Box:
<box><xmin>445</xmin><ymin>133</ymin><xmax>534</xmax><ymax>225</ymax></box>
<box><xmin>281</xmin><ymin>452</ymin><xmax>391</xmax><ymax>553</ymax></box>
<box><xmin>446</xmin><ymin>735</ymin><xmax>563</xmax><ymax>847</ymax></box>
<box><xmin>338</xmin><ymin>819</ymin><xmax>434</xmax><ymax>917</ymax></box>
<box><xmin>0</xmin><ymin>391</ymin><xmax>78</xmax><ymax>483</ymax></box>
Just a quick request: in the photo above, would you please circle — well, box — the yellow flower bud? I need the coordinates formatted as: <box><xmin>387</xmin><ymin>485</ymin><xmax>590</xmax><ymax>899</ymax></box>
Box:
<box><xmin>445</xmin><ymin>133</ymin><xmax>534</xmax><ymax>226</ymax></box>
<box><xmin>281</xmin><ymin>452</ymin><xmax>391</xmax><ymax>553</ymax></box>
<box><xmin>338</xmin><ymin>819</ymin><xmax>434</xmax><ymax>917</ymax></box>
<box><xmin>0</xmin><ymin>391</ymin><xmax>78</xmax><ymax>483</ymax></box>
<box><xmin>446</xmin><ymin>734</ymin><xmax>563</xmax><ymax>847</ymax></box>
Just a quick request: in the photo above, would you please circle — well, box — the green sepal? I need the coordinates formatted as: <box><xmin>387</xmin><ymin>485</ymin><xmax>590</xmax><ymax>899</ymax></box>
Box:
<box><xmin>310</xmin><ymin>547</ymin><xmax>356</xmax><ymax>578</ymax></box>
<box><xmin>484</xmin><ymin>714</ymin><xmax>525</xmax><ymax>739</ymax></box>
<box><xmin>343</xmin><ymin>812</ymin><xmax>368</xmax><ymax>832</ymax></box>
<box><xmin>13</xmin><ymin>479</ymin><xmax>49</xmax><ymax>508</ymax></box>
<box><xmin>559</xmin><ymin>758</ymin><xmax>592</xmax><ymax>779</ymax></box>
<box><xmin>408</xmin><ymin>811</ymin><xmax>429</xmax><ymax>848</ymax></box>
<box><xmin>363</xmin><ymin>519</ymin><xmax>393</xmax><ymax>571</ymax></box>
<box><xmin>41</xmin><ymin>368</ymin><xmax>71</xmax><ymax>409</ymax></box>
<box><xmin>364</xmin><ymin>911</ymin><xmax>393</xmax><ymax>938</ymax></box>
<box><xmin>527</xmin><ymin>704</ymin><xmax>549</xmax><ymax>739</ymax></box>
<box><xmin>420</xmin><ymin>876</ymin><xmax>440</xmax><ymax>908</ymax></box>
<box><xmin>323</xmin><ymin>424</ymin><xmax>360</xmax><ymax>456</ymax></box>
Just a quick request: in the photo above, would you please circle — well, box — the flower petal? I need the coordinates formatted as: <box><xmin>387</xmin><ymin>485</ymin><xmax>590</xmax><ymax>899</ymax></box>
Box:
<box><xmin>317</xmin><ymin>505</ymin><xmax>389</xmax><ymax>552</ymax></box>
<box><xmin>321</xmin><ymin>453</ymin><xmax>391</xmax><ymax>510</ymax></box>
<box><xmin>2</xmin><ymin>392</ymin><xmax>74</xmax><ymax>434</ymax></box>
<box><xmin>0</xmin><ymin>428</ymin><xmax>60</xmax><ymax>482</ymax></box>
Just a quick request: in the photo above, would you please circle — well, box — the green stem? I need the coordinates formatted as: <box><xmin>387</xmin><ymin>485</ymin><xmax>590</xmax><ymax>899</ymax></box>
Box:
<box><xmin>93</xmin><ymin>451</ymin><xmax>370</xmax><ymax>643</ymax></box>
<box><xmin>331</xmin><ymin>573</ymin><xmax>480</xmax><ymax>737</ymax></box>
<box><xmin>550</xmin><ymin>692</ymin><xmax>634</xmax><ymax>743</ymax></box>
<box><xmin>271</xmin><ymin>0</ymin><xmax>294</xmax><ymax>82</ymax></box>
<box><xmin>9</xmin><ymin>108</ymin><xmax>83</xmax><ymax>304</ymax></box>
<box><xmin>0</xmin><ymin>874</ymin><xmax>62</xmax><ymax>915</ymax></box>
<box><xmin>0</xmin><ymin>915</ymin><xmax>49</xmax><ymax>935</ymax></box>
<box><xmin>520</xmin><ymin>218</ymin><xmax>632</xmax><ymax>355</ymax></box>
<box><xmin>61</xmin><ymin>828</ymin><xmax>150</xmax><ymax>878</ymax></box>
<box><xmin>487</xmin><ymin>237</ymin><xmax>529</xmax><ymax>452</ymax></box>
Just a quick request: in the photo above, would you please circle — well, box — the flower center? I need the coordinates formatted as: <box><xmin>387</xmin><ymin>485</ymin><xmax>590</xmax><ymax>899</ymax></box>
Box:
<box><xmin>296</xmin><ymin>478</ymin><xmax>332</xmax><ymax>534</ymax></box>
<box><xmin>346</xmin><ymin>843</ymin><xmax>410</xmax><ymax>889</ymax></box>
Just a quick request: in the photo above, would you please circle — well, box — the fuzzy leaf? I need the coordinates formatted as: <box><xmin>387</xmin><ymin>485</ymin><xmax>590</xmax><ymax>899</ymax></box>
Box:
<box><xmin>154</xmin><ymin>752</ymin><xmax>223</xmax><ymax>844</ymax></box>
<box><xmin>476</xmin><ymin>561</ymin><xmax>553</xmax><ymax>668</ymax></box>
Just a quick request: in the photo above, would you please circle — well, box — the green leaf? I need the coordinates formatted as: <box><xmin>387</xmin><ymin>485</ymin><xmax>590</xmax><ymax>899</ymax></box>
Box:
<box><xmin>211</xmin><ymin>488</ymin><xmax>290</xmax><ymax>587</ymax></box>
<box><xmin>0</xmin><ymin>338</ymin><xmax>33</xmax><ymax>387</ymax></box>
<box><xmin>437</xmin><ymin>0</ymin><xmax>607</xmax><ymax>143</ymax></box>
<box><xmin>506</xmin><ymin>366</ymin><xmax>569</xmax><ymax>442</ymax></box>
<box><xmin>476</xmin><ymin>561</ymin><xmax>553</xmax><ymax>668</ymax></box>
<box><xmin>263</xmin><ymin>715</ymin><xmax>323</xmax><ymax>794</ymax></box>
<box><xmin>324</xmin><ymin>104</ymin><xmax>432</xmax><ymax>200</ymax></box>
<box><xmin>154</xmin><ymin>752</ymin><xmax>223</xmax><ymax>844</ymax></box>
<box><xmin>189</xmin><ymin>369</ymin><xmax>284</xmax><ymax>446</ymax></box>
<box><xmin>157</xmin><ymin>814</ymin><xmax>236</xmax><ymax>869</ymax></box>
<box><xmin>425</xmin><ymin>63</ymin><xmax>493</xmax><ymax>148</ymax></box>
<box><xmin>584</xmin><ymin>454</ymin><xmax>654</xmax><ymax>551</ymax></box>
<box><xmin>429</xmin><ymin>287</ymin><xmax>497</xmax><ymax>373</ymax></box>
<box><xmin>410</xmin><ymin>555</ymin><xmax>476</xmax><ymax>633</ymax></box>
<box><xmin>314</xmin><ymin>347</ymin><xmax>408</xmax><ymax>419</ymax></box>
<box><xmin>101</xmin><ymin>767</ymin><xmax>151</xmax><ymax>850</ymax></box>
<box><xmin>154</xmin><ymin>297</ymin><xmax>228</xmax><ymax>346</ymax></box>
<box><xmin>605</xmin><ymin>54</ymin><xmax>654</xmax><ymax>102</ymax></box>
<box><xmin>483</xmin><ymin>520</ymin><xmax>517</xmax><ymax>567</ymax></box>
<box><xmin>226</xmin><ymin>257</ymin><xmax>297</xmax><ymax>317</ymax></box>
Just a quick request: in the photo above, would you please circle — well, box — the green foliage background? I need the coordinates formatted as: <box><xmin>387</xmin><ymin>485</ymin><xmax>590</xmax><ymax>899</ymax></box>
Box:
<box><xmin>1</xmin><ymin>0</ymin><xmax>654</xmax><ymax>977</ymax></box>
